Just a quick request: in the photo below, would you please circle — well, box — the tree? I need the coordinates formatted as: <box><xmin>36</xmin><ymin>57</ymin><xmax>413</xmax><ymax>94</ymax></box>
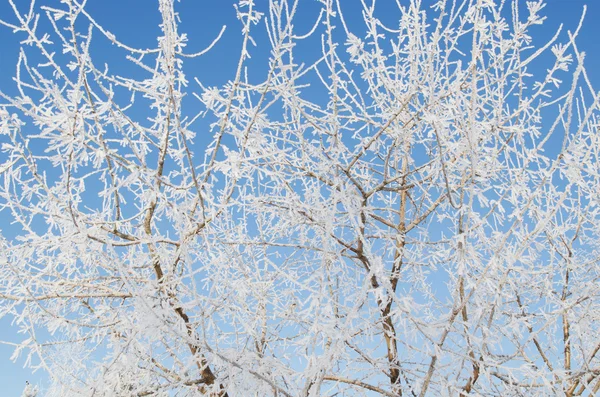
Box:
<box><xmin>1</xmin><ymin>0</ymin><xmax>599</xmax><ymax>395</ymax></box>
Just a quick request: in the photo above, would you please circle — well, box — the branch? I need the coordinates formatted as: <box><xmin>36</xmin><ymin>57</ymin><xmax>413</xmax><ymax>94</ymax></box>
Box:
<box><xmin>323</xmin><ymin>376</ymin><xmax>397</xmax><ymax>397</ymax></box>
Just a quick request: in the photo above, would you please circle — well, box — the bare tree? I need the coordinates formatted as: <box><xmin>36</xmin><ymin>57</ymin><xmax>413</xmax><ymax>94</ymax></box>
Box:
<box><xmin>1</xmin><ymin>0</ymin><xmax>599</xmax><ymax>396</ymax></box>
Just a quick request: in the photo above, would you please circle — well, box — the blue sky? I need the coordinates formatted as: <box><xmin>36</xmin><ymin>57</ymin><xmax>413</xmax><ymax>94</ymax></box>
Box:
<box><xmin>0</xmin><ymin>0</ymin><xmax>599</xmax><ymax>395</ymax></box>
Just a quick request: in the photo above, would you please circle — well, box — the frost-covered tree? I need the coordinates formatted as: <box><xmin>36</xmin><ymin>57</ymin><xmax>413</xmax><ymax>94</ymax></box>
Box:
<box><xmin>1</xmin><ymin>0</ymin><xmax>599</xmax><ymax>396</ymax></box>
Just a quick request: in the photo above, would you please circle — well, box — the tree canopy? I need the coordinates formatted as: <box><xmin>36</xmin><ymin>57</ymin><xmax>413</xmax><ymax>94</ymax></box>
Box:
<box><xmin>1</xmin><ymin>0</ymin><xmax>599</xmax><ymax>396</ymax></box>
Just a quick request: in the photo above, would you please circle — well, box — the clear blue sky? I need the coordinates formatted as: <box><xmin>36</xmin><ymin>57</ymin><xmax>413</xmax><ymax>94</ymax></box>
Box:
<box><xmin>0</xmin><ymin>0</ymin><xmax>598</xmax><ymax>395</ymax></box>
